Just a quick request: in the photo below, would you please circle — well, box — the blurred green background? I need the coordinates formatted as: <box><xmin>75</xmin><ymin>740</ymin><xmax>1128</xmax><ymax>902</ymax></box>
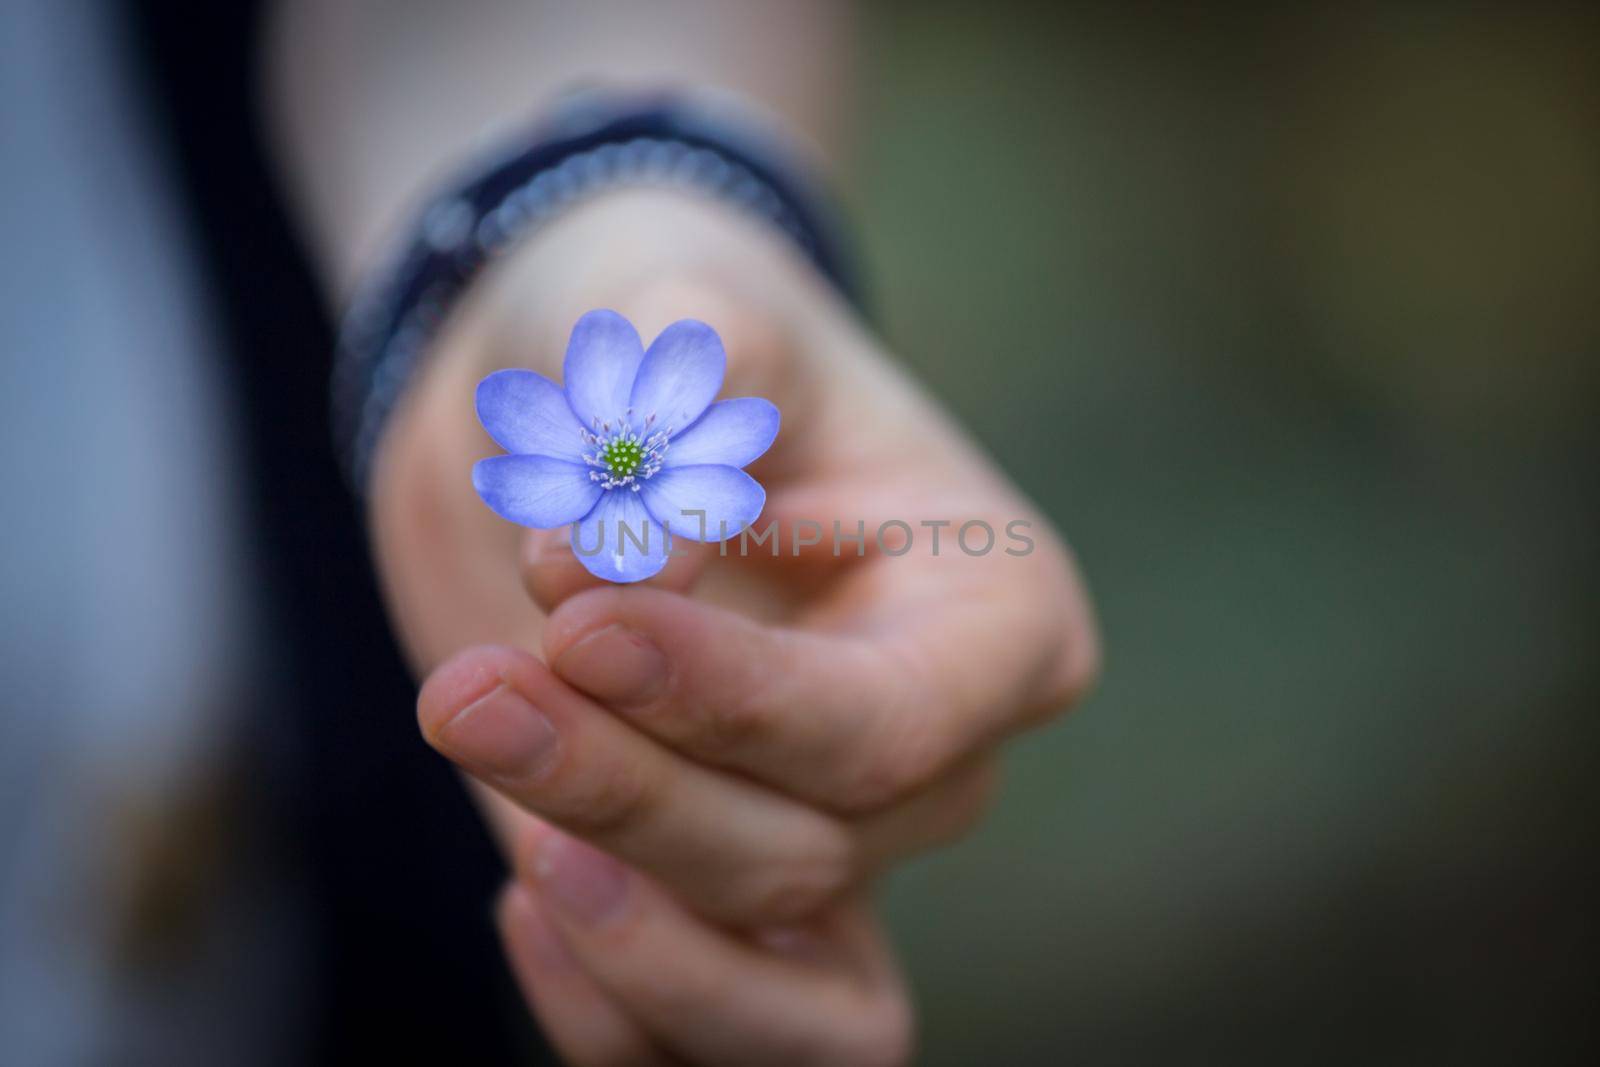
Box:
<box><xmin>849</xmin><ymin>4</ymin><xmax>1598</xmax><ymax>1062</ymax></box>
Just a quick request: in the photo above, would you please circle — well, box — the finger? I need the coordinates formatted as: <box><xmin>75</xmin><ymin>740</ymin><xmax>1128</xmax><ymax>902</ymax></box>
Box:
<box><xmin>756</xmin><ymin>482</ymin><xmax>1103</xmax><ymax>717</ymax></box>
<box><xmin>542</xmin><ymin>571</ymin><xmax>1088</xmax><ymax>813</ymax></box>
<box><xmin>521</xmin><ymin>527</ymin><xmax>711</xmax><ymax>613</ymax></box>
<box><xmin>418</xmin><ymin>644</ymin><xmax>859</xmax><ymax>926</ymax></box>
<box><xmin>853</xmin><ymin>756</ymin><xmax>1000</xmax><ymax>873</ymax></box>
<box><xmin>477</xmin><ymin>746</ymin><xmax>995</xmax><ymax>930</ymax></box>
<box><xmin>497</xmin><ymin>882</ymin><xmax>671</xmax><ymax>1067</ymax></box>
<box><xmin>524</xmin><ymin>826</ymin><xmax>913</xmax><ymax>1067</ymax></box>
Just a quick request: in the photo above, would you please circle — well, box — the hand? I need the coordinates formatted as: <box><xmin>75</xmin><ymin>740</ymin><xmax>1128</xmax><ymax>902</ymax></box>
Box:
<box><xmin>496</xmin><ymin>821</ymin><xmax>911</xmax><ymax>1066</ymax></box>
<box><xmin>373</xmin><ymin>191</ymin><xmax>1099</xmax><ymax>1063</ymax></box>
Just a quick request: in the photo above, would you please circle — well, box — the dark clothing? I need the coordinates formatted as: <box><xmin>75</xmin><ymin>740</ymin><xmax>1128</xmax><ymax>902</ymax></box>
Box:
<box><xmin>126</xmin><ymin>2</ymin><xmax>542</xmax><ymax>1061</ymax></box>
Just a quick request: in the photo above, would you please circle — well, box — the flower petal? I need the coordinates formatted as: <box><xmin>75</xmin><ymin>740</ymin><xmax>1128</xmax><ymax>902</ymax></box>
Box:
<box><xmin>628</xmin><ymin>319</ymin><xmax>725</xmax><ymax>432</ymax></box>
<box><xmin>563</xmin><ymin>309</ymin><xmax>645</xmax><ymax>428</ymax></box>
<box><xmin>570</xmin><ymin>489</ymin><xmax>672</xmax><ymax>583</ymax></box>
<box><xmin>664</xmin><ymin>398</ymin><xmax>780</xmax><ymax>469</ymax></box>
<box><xmin>472</xmin><ymin>455</ymin><xmax>603</xmax><ymax>528</ymax></box>
<box><xmin>476</xmin><ymin>369</ymin><xmax>586</xmax><ymax>461</ymax></box>
<box><xmin>639</xmin><ymin>465</ymin><xmax>766</xmax><ymax>543</ymax></box>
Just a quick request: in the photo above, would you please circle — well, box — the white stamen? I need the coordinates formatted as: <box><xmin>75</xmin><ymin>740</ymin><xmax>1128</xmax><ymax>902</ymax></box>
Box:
<box><xmin>580</xmin><ymin>411</ymin><xmax>672</xmax><ymax>490</ymax></box>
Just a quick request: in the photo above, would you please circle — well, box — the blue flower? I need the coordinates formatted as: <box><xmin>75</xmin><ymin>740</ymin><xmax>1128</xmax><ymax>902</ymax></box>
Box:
<box><xmin>472</xmin><ymin>309</ymin><xmax>779</xmax><ymax>583</ymax></box>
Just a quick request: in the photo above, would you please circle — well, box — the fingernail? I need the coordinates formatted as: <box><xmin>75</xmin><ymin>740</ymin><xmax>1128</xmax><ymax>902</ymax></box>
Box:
<box><xmin>434</xmin><ymin>684</ymin><xmax>559</xmax><ymax>780</ymax></box>
<box><xmin>553</xmin><ymin>624</ymin><xmax>667</xmax><ymax>705</ymax></box>
<box><xmin>535</xmin><ymin>833</ymin><xmax>629</xmax><ymax>926</ymax></box>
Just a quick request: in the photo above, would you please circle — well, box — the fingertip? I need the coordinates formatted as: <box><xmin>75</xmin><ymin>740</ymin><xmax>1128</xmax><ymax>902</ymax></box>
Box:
<box><xmin>542</xmin><ymin>584</ymin><xmax>712</xmax><ymax>670</ymax></box>
<box><xmin>496</xmin><ymin>879</ymin><xmax>537</xmax><ymax>937</ymax></box>
<box><xmin>416</xmin><ymin>643</ymin><xmax>537</xmax><ymax>740</ymax></box>
<box><xmin>508</xmin><ymin>811</ymin><xmax>559</xmax><ymax>888</ymax></box>
<box><xmin>498</xmin><ymin>880</ymin><xmax>577</xmax><ymax>974</ymax></box>
<box><xmin>541</xmin><ymin>585</ymin><xmax>631</xmax><ymax>664</ymax></box>
<box><xmin>544</xmin><ymin>586</ymin><xmax>767</xmax><ymax>716</ymax></box>
<box><xmin>529</xmin><ymin>830</ymin><xmax>633</xmax><ymax>929</ymax></box>
<box><xmin>497</xmin><ymin>879</ymin><xmax>664</xmax><ymax>1067</ymax></box>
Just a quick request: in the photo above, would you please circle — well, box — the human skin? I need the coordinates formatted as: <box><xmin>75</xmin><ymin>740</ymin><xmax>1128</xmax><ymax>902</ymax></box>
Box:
<box><xmin>396</xmin><ymin>191</ymin><xmax>1097</xmax><ymax>1066</ymax></box>
<box><xmin>270</xmin><ymin>5</ymin><xmax>1099</xmax><ymax>1064</ymax></box>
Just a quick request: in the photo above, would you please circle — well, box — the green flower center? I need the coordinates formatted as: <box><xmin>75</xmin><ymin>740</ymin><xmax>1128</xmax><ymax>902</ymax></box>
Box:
<box><xmin>601</xmin><ymin>438</ymin><xmax>646</xmax><ymax>478</ymax></box>
<box><xmin>582</xmin><ymin>415</ymin><xmax>670</xmax><ymax>489</ymax></box>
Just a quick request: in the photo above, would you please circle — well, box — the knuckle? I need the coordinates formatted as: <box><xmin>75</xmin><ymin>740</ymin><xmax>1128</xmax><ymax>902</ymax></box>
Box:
<box><xmin>1018</xmin><ymin>602</ymin><xmax>1102</xmax><ymax>728</ymax></box>
<box><xmin>739</xmin><ymin>840</ymin><xmax>857</xmax><ymax>924</ymax></box>
<box><xmin>834</xmin><ymin>719</ymin><xmax>944</xmax><ymax>814</ymax></box>
<box><xmin>679</xmin><ymin>632</ymin><xmax>803</xmax><ymax>758</ymax></box>
<box><xmin>827</xmin><ymin>638</ymin><xmax>959</xmax><ymax>814</ymax></box>
<box><xmin>702</xmin><ymin>698</ymin><xmax>765</xmax><ymax>754</ymax></box>
<box><xmin>696</xmin><ymin>684</ymin><xmax>778</xmax><ymax>756</ymax></box>
<box><xmin>834</xmin><ymin>761</ymin><xmax>908</xmax><ymax>815</ymax></box>
<box><xmin>558</xmin><ymin>762</ymin><xmax>661</xmax><ymax>837</ymax></box>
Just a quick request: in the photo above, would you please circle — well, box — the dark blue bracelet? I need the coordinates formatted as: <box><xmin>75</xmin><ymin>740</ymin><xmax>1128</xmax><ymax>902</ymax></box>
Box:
<box><xmin>332</xmin><ymin>90</ymin><xmax>865</xmax><ymax>493</ymax></box>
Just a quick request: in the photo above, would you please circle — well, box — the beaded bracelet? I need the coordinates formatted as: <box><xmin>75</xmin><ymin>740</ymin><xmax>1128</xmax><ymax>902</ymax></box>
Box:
<box><xmin>332</xmin><ymin>90</ymin><xmax>864</xmax><ymax>492</ymax></box>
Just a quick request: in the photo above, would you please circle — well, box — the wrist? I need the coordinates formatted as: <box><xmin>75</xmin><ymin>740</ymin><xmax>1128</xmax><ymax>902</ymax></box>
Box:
<box><xmin>365</xmin><ymin>189</ymin><xmax>833</xmax><ymax>644</ymax></box>
<box><xmin>334</xmin><ymin>94</ymin><xmax>865</xmax><ymax>496</ymax></box>
<box><xmin>379</xmin><ymin>188</ymin><xmax>837</xmax><ymax>481</ymax></box>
